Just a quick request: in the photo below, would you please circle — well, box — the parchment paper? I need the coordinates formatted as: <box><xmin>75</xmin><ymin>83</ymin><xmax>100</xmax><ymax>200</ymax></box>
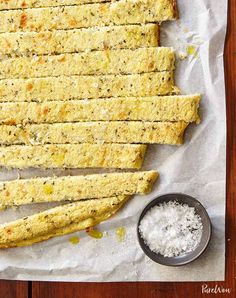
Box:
<box><xmin>0</xmin><ymin>0</ymin><xmax>227</xmax><ymax>281</ymax></box>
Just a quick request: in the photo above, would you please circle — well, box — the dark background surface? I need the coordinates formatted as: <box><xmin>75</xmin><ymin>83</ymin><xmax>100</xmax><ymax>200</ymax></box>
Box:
<box><xmin>0</xmin><ymin>0</ymin><xmax>235</xmax><ymax>297</ymax></box>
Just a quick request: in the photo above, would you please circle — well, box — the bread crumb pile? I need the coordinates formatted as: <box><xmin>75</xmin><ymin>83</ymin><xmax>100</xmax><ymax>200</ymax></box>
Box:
<box><xmin>139</xmin><ymin>201</ymin><xmax>203</xmax><ymax>257</ymax></box>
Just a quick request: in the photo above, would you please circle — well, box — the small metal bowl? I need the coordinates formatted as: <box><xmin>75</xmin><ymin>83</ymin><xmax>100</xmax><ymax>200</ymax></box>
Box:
<box><xmin>137</xmin><ymin>193</ymin><xmax>212</xmax><ymax>266</ymax></box>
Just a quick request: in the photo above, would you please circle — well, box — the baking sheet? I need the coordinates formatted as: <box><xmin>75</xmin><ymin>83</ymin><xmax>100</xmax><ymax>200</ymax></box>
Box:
<box><xmin>0</xmin><ymin>0</ymin><xmax>227</xmax><ymax>281</ymax></box>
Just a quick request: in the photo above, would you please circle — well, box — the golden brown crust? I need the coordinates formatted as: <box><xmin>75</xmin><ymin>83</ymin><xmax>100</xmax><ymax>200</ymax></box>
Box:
<box><xmin>157</xmin><ymin>25</ymin><xmax>161</xmax><ymax>45</ymax></box>
<box><xmin>171</xmin><ymin>0</ymin><xmax>179</xmax><ymax>19</ymax></box>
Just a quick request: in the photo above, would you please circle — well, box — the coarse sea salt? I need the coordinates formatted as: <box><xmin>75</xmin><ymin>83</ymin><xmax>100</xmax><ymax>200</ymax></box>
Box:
<box><xmin>139</xmin><ymin>201</ymin><xmax>203</xmax><ymax>257</ymax></box>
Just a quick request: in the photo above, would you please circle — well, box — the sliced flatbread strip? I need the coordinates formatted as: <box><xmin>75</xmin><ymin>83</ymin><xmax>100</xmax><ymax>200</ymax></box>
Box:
<box><xmin>13</xmin><ymin>218</ymin><xmax>96</xmax><ymax>247</ymax></box>
<box><xmin>0</xmin><ymin>144</ymin><xmax>147</xmax><ymax>169</ymax></box>
<box><xmin>0</xmin><ymin>95</ymin><xmax>200</xmax><ymax>125</ymax></box>
<box><xmin>0</xmin><ymin>0</ymin><xmax>178</xmax><ymax>33</ymax></box>
<box><xmin>11</xmin><ymin>213</ymin><xmax>121</xmax><ymax>248</ymax></box>
<box><xmin>0</xmin><ymin>195</ymin><xmax>130</xmax><ymax>248</ymax></box>
<box><xmin>0</xmin><ymin>72</ymin><xmax>178</xmax><ymax>102</ymax></box>
<box><xmin>0</xmin><ymin>0</ymin><xmax>107</xmax><ymax>10</ymax></box>
<box><xmin>0</xmin><ymin>24</ymin><xmax>159</xmax><ymax>56</ymax></box>
<box><xmin>0</xmin><ymin>121</ymin><xmax>189</xmax><ymax>146</ymax></box>
<box><xmin>0</xmin><ymin>171</ymin><xmax>158</xmax><ymax>209</ymax></box>
<box><xmin>0</xmin><ymin>47</ymin><xmax>175</xmax><ymax>79</ymax></box>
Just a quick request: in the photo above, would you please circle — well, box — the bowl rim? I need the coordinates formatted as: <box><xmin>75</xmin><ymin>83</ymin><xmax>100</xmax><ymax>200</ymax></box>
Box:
<box><xmin>137</xmin><ymin>193</ymin><xmax>212</xmax><ymax>267</ymax></box>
